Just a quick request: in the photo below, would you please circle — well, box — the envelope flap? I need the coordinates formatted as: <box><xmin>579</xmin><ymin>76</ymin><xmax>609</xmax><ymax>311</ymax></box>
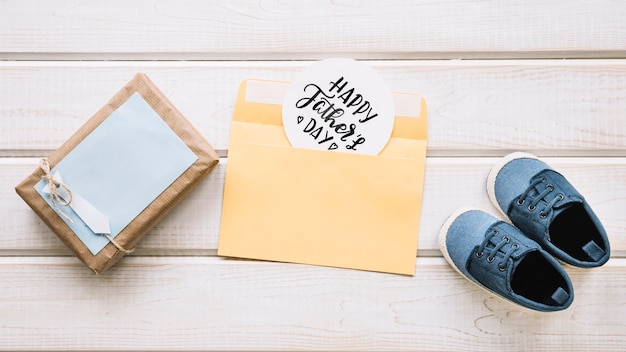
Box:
<box><xmin>391</xmin><ymin>93</ymin><xmax>428</xmax><ymax>141</ymax></box>
<box><xmin>234</xmin><ymin>80</ymin><xmax>427</xmax><ymax>142</ymax></box>
<box><xmin>233</xmin><ymin>80</ymin><xmax>283</xmax><ymax>126</ymax></box>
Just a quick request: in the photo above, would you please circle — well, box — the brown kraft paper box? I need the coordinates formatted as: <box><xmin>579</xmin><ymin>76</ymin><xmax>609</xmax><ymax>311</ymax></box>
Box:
<box><xmin>15</xmin><ymin>73</ymin><xmax>219</xmax><ymax>274</ymax></box>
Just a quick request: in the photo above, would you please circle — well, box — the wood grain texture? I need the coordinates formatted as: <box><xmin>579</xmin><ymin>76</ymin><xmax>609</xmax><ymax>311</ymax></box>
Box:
<box><xmin>2</xmin><ymin>1</ymin><xmax>625</xmax><ymax>351</ymax></box>
<box><xmin>1</xmin><ymin>256</ymin><xmax>624</xmax><ymax>351</ymax></box>
<box><xmin>1</xmin><ymin>61</ymin><xmax>626</xmax><ymax>156</ymax></box>
<box><xmin>4</xmin><ymin>157</ymin><xmax>625</xmax><ymax>256</ymax></box>
<box><xmin>1</xmin><ymin>0</ymin><xmax>626</xmax><ymax>59</ymax></box>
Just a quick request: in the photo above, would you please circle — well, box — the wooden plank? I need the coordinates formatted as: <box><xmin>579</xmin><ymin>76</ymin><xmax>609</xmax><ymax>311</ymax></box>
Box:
<box><xmin>1</xmin><ymin>3</ymin><xmax>623</xmax><ymax>352</ymax></box>
<box><xmin>3</xmin><ymin>157</ymin><xmax>625</xmax><ymax>256</ymax></box>
<box><xmin>1</xmin><ymin>1</ymin><xmax>626</xmax><ymax>59</ymax></box>
<box><xmin>2</xmin><ymin>61</ymin><xmax>626</xmax><ymax>156</ymax></box>
<box><xmin>0</xmin><ymin>256</ymin><xmax>624</xmax><ymax>351</ymax></box>
<box><xmin>2</xmin><ymin>158</ymin><xmax>225</xmax><ymax>255</ymax></box>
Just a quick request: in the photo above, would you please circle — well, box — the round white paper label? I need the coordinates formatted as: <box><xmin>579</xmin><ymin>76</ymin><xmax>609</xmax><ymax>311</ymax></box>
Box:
<box><xmin>282</xmin><ymin>58</ymin><xmax>395</xmax><ymax>155</ymax></box>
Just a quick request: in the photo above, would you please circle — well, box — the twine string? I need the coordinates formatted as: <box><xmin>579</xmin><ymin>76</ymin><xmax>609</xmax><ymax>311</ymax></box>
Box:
<box><xmin>40</xmin><ymin>158</ymin><xmax>74</xmax><ymax>223</ymax></box>
<box><xmin>40</xmin><ymin>158</ymin><xmax>134</xmax><ymax>255</ymax></box>
<box><xmin>102</xmin><ymin>233</ymin><xmax>136</xmax><ymax>254</ymax></box>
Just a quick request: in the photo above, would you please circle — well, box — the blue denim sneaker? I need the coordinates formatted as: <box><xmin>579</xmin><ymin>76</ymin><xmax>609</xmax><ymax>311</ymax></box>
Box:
<box><xmin>487</xmin><ymin>152</ymin><xmax>610</xmax><ymax>268</ymax></box>
<box><xmin>439</xmin><ymin>208</ymin><xmax>574</xmax><ymax>312</ymax></box>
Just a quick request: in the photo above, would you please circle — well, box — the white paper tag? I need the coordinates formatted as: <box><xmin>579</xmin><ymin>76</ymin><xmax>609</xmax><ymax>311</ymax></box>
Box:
<box><xmin>282</xmin><ymin>58</ymin><xmax>395</xmax><ymax>155</ymax></box>
<box><xmin>43</xmin><ymin>172</ymin><xmax>111</xmax><ymax>235</ymax></box>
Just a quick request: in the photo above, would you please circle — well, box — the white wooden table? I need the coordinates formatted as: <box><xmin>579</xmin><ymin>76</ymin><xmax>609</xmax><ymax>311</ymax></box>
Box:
<box><xmin>2</xmin><ymin>1</ymin><xmax>626</xmax><ymax>351</ymax></box>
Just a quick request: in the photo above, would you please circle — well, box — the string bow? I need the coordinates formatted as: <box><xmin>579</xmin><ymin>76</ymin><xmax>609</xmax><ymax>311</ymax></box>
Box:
<box><xmin>40</xmin><ymin>158</ymin><xmax>74</xmax><ymax>223</ymax></box>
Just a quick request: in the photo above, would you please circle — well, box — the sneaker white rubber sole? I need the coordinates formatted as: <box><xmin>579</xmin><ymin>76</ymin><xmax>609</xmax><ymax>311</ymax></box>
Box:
<box><xmin>486</xmin><ymin>151</ymin><xmax>540</xmax><ymax>220</ymax></box>
<box><xmin>438</xmin><ymin>206</ymin><xmax>558</xmax><ymax>312</ymax></box>
<box><xmin>438</xmin><ymin>207</ymin><xmax>522</xmax><ymax>308</ymax></box>
<box><xmin>437</xmin><ymin>207</ymin><xmax>481</xmax><ymax>277</ymax></box>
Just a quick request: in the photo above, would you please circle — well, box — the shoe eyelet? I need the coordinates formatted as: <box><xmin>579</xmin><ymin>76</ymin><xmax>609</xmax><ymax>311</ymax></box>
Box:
<box><xmin>498</xmin><ymin>264</ymin><xmax>506</xmax><ymax>271</ymax></box>
<box><xmin>528</xmin><ymin>205</ymin><xmax>536</xmax><ymax>212</ymax></box>
<box><xmin>492</xmin><ymin>230</ymin><xmax>499</xmax><ymax>236</ymax></box>
<box><xmin>487</xmin><ymin>256</ymin><xmax>495</xmax><ymax>263</ymax></box>
<box><xmin>539</xmin><ymin>211</ymin><xmax>548</xmax><ymax>219</ymax></box>
<box><xmin>546</xmin><ymin>184</ymin><xmax>554</xmax><ymax>191</ymax></box>
<box><xmin>476</xmin><ymin>251</ymin><xmax>483</xmax><ymax>258</ymax></box>
<box><xmin>516</xmin><ymin>199</ymin><xmax>525</xmax><ymax>206</ymax></box>
<box><xmin>541</xmin><ymin>177</ymin><xmax>547</xmax><ymax>182</ymax></box>
<box><xmin>512</xmin><ymin>244</ymin><xmax>520</xmax><ymax>250</ymax></box>
<box><xmin>556</xmin><ymin>194</ymin><xmax>564</xmax><ymax>201</ymax></box>
<box><xmin>503</xmin><ymin>236</ymin><xmax>510</xmax><ymax>243</ymax></box>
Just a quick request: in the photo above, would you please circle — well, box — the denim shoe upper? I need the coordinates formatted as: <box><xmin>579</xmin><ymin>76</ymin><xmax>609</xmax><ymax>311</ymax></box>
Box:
<box><xmin>489</xmin><ymin>153</ymin><xmax>610</xmax><ymax>268</ymax></box>
<box><xmin>440</xmin><ymin>209</ymin><xmax>573</xmax><ymax>312</ymax></box>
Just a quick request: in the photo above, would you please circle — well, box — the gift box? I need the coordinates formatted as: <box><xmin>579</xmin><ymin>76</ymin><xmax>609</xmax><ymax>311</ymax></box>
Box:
<box><xmin>15</xmin><ymin>73</ymin><xmax>219</xmax><ymax>274</ymax></box>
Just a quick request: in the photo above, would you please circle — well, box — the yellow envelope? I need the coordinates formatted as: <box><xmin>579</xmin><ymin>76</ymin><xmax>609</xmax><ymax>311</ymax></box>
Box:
<box><xmin>218</xmin><ymin>79</ymin><xmax>427</xmax><ymax>275</ymax></box>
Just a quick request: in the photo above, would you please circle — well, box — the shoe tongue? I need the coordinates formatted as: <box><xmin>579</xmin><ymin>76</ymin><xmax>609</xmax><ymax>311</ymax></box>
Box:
<box><xmin>553</xmin><ymin>195</ymin><xmax>580</xmax><ymax>209</ymax></box>
<box><xmin>551</xmin><ymin>287</ymin><xmax>570</xmax><ymax>305</ymax></box>
<box><xmin>550</xmin><ymin>197</ymin><xmax>580</xmax><ymax>222</ymax></box>
<box><xmin>582</xmin><ymin>240</ymin><xmax>605</xmax><ymax>261</ymax></box>
<box><xmin>534</xmin><ymin>170</ymin><xmax>582</xmax><ymax>215</ymax></box>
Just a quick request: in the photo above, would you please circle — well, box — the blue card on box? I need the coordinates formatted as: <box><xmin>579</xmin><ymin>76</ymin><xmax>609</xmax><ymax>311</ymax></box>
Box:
<box><xmin>34</xmin><ymin>92</ymin><xmax>198</xmax><ymax>255</ymax></box>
